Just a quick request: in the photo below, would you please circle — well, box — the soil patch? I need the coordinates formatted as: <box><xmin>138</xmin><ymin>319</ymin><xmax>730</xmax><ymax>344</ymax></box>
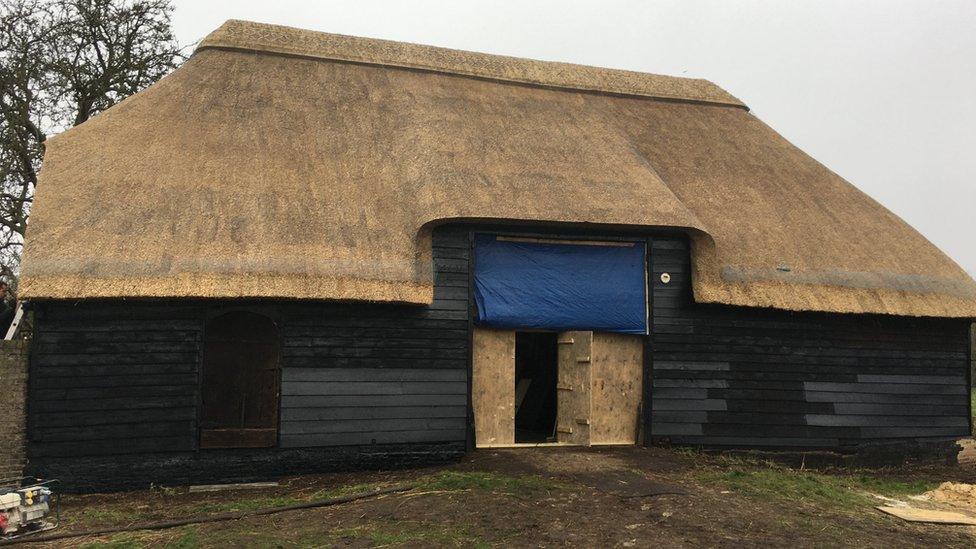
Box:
<box><xmin>573</xmin><ymin>470</ymin><xmax>686</xmax><ymax>498</ymax></box>
<box><xmin>17</xmin><ymin>443</ymin><xmax>976</xmax><ymax>548</ymax></box>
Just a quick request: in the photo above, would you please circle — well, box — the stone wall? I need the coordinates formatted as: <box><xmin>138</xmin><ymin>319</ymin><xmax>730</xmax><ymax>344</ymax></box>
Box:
<box><xmin>0</xmin><ymin>339</ymin><xmax>29</xmax><ymax>483</ymax></box>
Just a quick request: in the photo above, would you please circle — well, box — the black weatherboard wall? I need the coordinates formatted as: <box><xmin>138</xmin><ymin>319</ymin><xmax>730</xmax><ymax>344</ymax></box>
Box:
<box><xmin>23</xmin><ymin>225</ymin><xmax>972</xmax><ymax>491</ymax></box>
<box><xmin>648</xmin><ymin>236</ymin><xmax>972</xmax><ymax>455</ymax></box>
<box><xmin>26</xmin><ymin>227</ymin><xmax>471</xmax><ymax>491</ymax></box>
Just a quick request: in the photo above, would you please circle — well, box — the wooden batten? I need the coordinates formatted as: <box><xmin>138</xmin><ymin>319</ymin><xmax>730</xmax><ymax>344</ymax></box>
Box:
<box><xmin>472</xmin><ymin>328</ymin><xmax>516</xmax><ymax>447</ymax></box>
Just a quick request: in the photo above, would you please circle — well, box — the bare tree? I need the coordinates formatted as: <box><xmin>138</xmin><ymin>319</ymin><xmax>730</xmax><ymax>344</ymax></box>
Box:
<box><xmin>0</xmin><ymin>0</ymin><xmax>183</xmax><ymax>289</ymax></box>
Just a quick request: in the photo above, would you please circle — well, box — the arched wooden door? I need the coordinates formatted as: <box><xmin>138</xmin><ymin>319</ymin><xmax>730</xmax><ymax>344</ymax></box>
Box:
<box><xmin>200</xmin><ymin>311</ymin><xmax>280</xmax><ymax>448</ymax></box>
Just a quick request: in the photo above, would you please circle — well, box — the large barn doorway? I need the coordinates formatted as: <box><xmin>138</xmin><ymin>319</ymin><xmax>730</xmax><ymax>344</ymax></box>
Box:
<box><xmin>200</xmin><ymin>311</ymin><xmax>280</xmax><ymax>449</ymax></box>
<box><xmin>514</xmin><ymin>332</ymin><xmax>558</xmax><ymax>443</ymax></box>
<box><xmin>470</xmin><ymin>234</ymin><xmax>647</xmax><ymax>447</ymax></box>
<box><xmin>472</xmin><ymin>327</ymin><xmax>643</xmax><ymax>447</ymax></box>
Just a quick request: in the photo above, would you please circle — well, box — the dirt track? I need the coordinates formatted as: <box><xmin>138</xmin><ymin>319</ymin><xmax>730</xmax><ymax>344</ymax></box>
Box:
<box><xmin>25</xmin><ymin>443</ymin><xmax>976</xmax><ymax>548</ymax></box>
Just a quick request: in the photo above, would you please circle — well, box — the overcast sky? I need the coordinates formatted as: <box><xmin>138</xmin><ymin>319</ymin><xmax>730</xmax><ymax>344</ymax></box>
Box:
<box><xmin>171</xmin><ymin>0</ymin><xmax>976</xmax><ymax>277</ymax></box>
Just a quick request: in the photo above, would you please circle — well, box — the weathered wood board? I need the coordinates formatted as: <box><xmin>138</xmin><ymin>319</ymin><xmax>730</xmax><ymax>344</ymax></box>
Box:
<box><xmin>590</xmin><ymin>333</ymin><xmax>644</xmax><ymax>445</ymax></box>
<box><xmin>556</xmin><ymin>331</ymin><xmax>592</xmax><ymax>445</ymax></box>
<box><xmin>472</xmin><ymin>327</ymin><xmax>515</xmax><ymax>447</ymax></box>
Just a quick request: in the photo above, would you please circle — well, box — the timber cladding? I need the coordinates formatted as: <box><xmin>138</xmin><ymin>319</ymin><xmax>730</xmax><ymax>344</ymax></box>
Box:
<box><xmin>649</xmin><ymin>237</ymin><xmax>972</xmax><ymax>450</ymax></box>
<box><xmin>25</xmin><ymin>227</ymin><xmax>470</xmax><ymax>490</ymax></box>
<box><xmin>0</xmin><ymin>340</ymin><xmax>29</xmax><ymax>481</ymax></box>
<box><xmin>20</xmin><ymin>224</ymin><xmax>973</xmax><ymax>490</ymax></box>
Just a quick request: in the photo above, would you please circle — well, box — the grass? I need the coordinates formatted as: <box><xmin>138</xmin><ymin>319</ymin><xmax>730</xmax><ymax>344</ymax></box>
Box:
<box><xmin>186</xmin><ymin>494</ymin><xmax>303</xmax><ymax>515</ymax></box>
<box><xmin>308</xmin><ymin>481</ymin><xmax>391</xmax><ymax>501</ymax></box>
<box><xmin>185</xmin><ymin>481</ymin><xmax>394</xmax><ymax>514</ymax></box>
<box><xmin>75</xmin><ymin>470</ymin><xmax>559</xmax><ymax>542</ymax></box>
<box><xmin>77</xmin><ymin>508</ymin><xmax>139</xmax><ymax>523</ymax></box>
<box><xmin>78</xmin><ymin>512</ymin><xmax>492</xmax><ymax>548</ymax></box>
<box><xmin>701</xmin><ymin>466</ymin><xmax>938</xmax><ymax>510</ymax></box>
<box><xmin>184</xmin><ymin>472</ymin><xmax>560</xmax><ymax>515</ymax></box>
<box><xmin>420</xmin><ymin>470</ymin><xmax>565</xmax><ymax>496</ymax></box>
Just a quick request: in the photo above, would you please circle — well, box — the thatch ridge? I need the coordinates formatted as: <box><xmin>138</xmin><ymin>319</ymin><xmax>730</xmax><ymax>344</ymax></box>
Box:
<box><xmin>197</xmin><ymin>20</ymin><xmax>745</xmax><ymax>108</ymax></box>
<box><xmin>18</xmin><ymin>21</ymin><xmax>976</xmax><ymax>318</ymax></box>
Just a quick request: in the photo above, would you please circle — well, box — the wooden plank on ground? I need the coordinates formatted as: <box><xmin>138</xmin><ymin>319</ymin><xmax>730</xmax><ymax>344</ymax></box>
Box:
<box><xmin>876</xmin><ymin>506</ymin><xmax>976</xmax><ymax>525</ymax></box>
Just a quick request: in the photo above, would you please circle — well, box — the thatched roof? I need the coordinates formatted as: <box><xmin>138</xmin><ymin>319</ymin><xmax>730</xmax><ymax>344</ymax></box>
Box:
<box><xmin>19</xmin><ymin>20</ymin><xmax>976</xmax><ymax>317</ymax></box>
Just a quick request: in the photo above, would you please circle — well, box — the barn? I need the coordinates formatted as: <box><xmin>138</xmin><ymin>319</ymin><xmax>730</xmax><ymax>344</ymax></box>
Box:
<box><xmin>13</xmin><ymin>20</ymin><xmax>976</xmax><ymax>491</ymax></box>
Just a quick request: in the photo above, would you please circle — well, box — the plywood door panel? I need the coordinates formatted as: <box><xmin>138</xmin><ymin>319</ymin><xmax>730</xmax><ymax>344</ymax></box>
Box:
<box><xmin>590</xmin><ymin>333</ymin><xmax>644</xmax><ymax>445</ymax></box>
<box><xmin>557</xmin><ymin>331</ymin><xmax>591</xmax><ymax>445</ymax></box>
<box><xmin>472</xmin><ymin>328</ymin><xmax>515</xmax><ymax>447</ymax></box>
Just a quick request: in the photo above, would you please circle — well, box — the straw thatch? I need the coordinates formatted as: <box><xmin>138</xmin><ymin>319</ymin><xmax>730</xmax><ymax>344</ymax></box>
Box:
<box><xmin>19</xmin><ymin>20</ymin><xmax>976</xmax><ymax>318</ymax></box>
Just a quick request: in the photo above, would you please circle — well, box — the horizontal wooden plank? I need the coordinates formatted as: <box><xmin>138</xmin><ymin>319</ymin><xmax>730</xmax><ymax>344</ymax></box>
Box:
<box><xmin>651</xmin><ymin>411</ymin><xmax>708</xmax><ymax>423</ymax></box>
<box><xmin>32</xmin><ymin>420</ymin><xmax>195</xmax><ymax>442</ymax></box>
<box><xmin>283</xmin><ymin>327</ymin><xmax>467</xmax><ymax>340</ymax></box>
<box><xmin>831</xmin><ymin>403</ymin><xmax>968</xmax><ymax>416</ymax></box>
<box><xmin>32</xmin><ymin>341</ymin><xmax>201</xmax><ymax>355</ymax></box>
<box><xmin>279</xmin><ymin>428</ymin><xmax>466</xmax><ymax>448</ymax></box>
<box><xmin>665</xmin><ymin>436</ymin><xmax>841</xmax><ymax>448</ymax></box>
<box><xmin>282</xmin><ymin>394</ymin><xmax>467</xmax><ymax>408</ymax></box>
<box><xmin>33</xmin><ymin>384</ymin><xmax>196</xmax><ymax>402</ymax></box>
<box><xmin>283</xmin><ymin>357</ymin><xmax>466</xmax><ymax>369</ymax></box>
<box><xmin>282</xmin><ymin>381</ymin><xmax>467</xmax><ymax>397</ymax></box>
<box><xmin>650</xmin><ymin>239</ymin><xmax>688</xmax><ymax>250</ymax></box>
<box><xmin>654</xmin><ymin>361</ymin><xmax>730</xmax><ymax>371</ymax></box>
<box><xmin>805</xmin><ymin>415</ymin><xmax>969</xmax><ymax>428</ymax></box>
<box><xmin>281</xmin><ymin>406</ymin><xmax>466</xmax><ymax>422</ymax></box>
<box><xmin>651</xmin><ymin>423</ymin><xmax>703</xmax><ymax>436</ymax></box>
<box><xmin>858</xmin><ymin>427</ymin><xmax>969</xmax><ymax>439</ymax></box>
<box><xmin>31</xmin><ymin>373</ymin><xmax>198</xmax><ymax>389</ymax></box>
<box><xmin>283</xmin><ymin>338</ymin><xmax>467</xmax><ymax>352</ymax></box>
<box><xmin>650</xmin><ymin>388</ymin><xmax>708</xmax><ymax>399</ymax></box>
<box><xmin>36</xmin><ymin>319</ymin><xmax>201</xmax><ymax>332</ymax></box>
<box><xmin>652</xmin><ymin>399</ymin><xmax>727</xmax><ymax>411</ymax></box>
<box><xmin>30</xmin><ymin>395</ymin><xmax>197</xmax><ymax>413</ymax></box>
<box><xmin>283</xmin><ymin>368</ymin><xmax>466</xmax><ymax>383</ymax></box>
<box><xmin>805</xmin><ymin>391</ymin><xmax>968</xmax><ymax>405</ymax></box>
<box><xmin>855</xmin><ymin>375</ymin><xmax>965</xmax><ymax>385</ymax></box>
<box><xmin>803</xmin><ymin>382</ymin><xmax>968</xmax><ymax>395</ymax></box>
<box><xmin>653</xmin><ymin>379</ymin><xmax>728</xmax><ymax>388</ymax></box>
<box><xmin>31</xmin><ymin>363</ymin><xmax>197</xmax><ymax>378</ymax></box>
<box><xmin>33</xmin><ymin>352</ymin><xmax>199</xmax><ymax>367</ymax></box>
<box><xmin>700</xmin><ymin>424</ymin><xmax>857</xmax><ymax>438</ymax></box>
<box><xmin>29</xmin><ymin>436</ymin><xmax>195</xmax><ymax>458</ymax></box>
<box><xmin>31</xmin><ymin>407</ymin><xmax>197</xmax><ymax>428</ymax></box>
<box><xmin>282</xmin><ymin>417</ymin><xmax>465</xmax><ymax>435</ymax></box>
<box><xmin>34</xmin><ymin>330</ymin><xmax>200</xmax><ymax>345</ymax></box>
<box><xmin>283</xmin><ymin>318</ymin><xmax>466</xmax><ymax>330</ymax></box>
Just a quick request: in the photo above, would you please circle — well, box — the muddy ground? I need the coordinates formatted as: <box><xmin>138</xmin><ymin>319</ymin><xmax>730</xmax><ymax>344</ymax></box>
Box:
<box><xmin>13</xmin><ymin>441</ymin><xmax>976</xmax><ymax>548</ymax></box>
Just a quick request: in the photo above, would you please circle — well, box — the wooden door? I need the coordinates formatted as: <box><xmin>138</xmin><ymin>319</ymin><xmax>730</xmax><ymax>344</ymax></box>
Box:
<box><xmin>200</xmin><ymin>311</ymin><xmax>280</xmax><ymax>448</ymax></box>
<box><xmin>472</xmin><ymin>328</ymin><xmax>516</xmax><ymax>447</ymax></box>
<box><xmin>589</xmin><ymin>333</ymin><xmax>644</xmax><ymax>444</ymax></box>
<box><xmin>556</xmin><ymin>331</ymin><xmax>591</xmax><ymax>445</ymax></box>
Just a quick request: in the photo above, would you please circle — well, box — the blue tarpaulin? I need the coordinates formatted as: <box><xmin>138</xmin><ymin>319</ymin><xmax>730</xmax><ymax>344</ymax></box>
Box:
<box><xmin>473</xmin><ymin>235</ymin><xmax>647</xmax><ymax>334</ymax></box>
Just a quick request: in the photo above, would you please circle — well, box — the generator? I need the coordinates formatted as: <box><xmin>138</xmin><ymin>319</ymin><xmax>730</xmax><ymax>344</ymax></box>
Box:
<box><xmin>0</xmin><ymin>482</ymin><xmax>57</xmax><ymax>539</ymax></box>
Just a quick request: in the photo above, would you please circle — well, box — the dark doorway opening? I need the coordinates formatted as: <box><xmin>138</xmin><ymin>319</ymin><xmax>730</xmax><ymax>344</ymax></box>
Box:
<box><xmin>200</xmin><ymin>311</ymin><xmax>280</xmax><ymax>449</ymax></box>
<box><xmin>514</xmin><ymin>332</ymin><xmax>558</xmax><ymax>443</ymax></box>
